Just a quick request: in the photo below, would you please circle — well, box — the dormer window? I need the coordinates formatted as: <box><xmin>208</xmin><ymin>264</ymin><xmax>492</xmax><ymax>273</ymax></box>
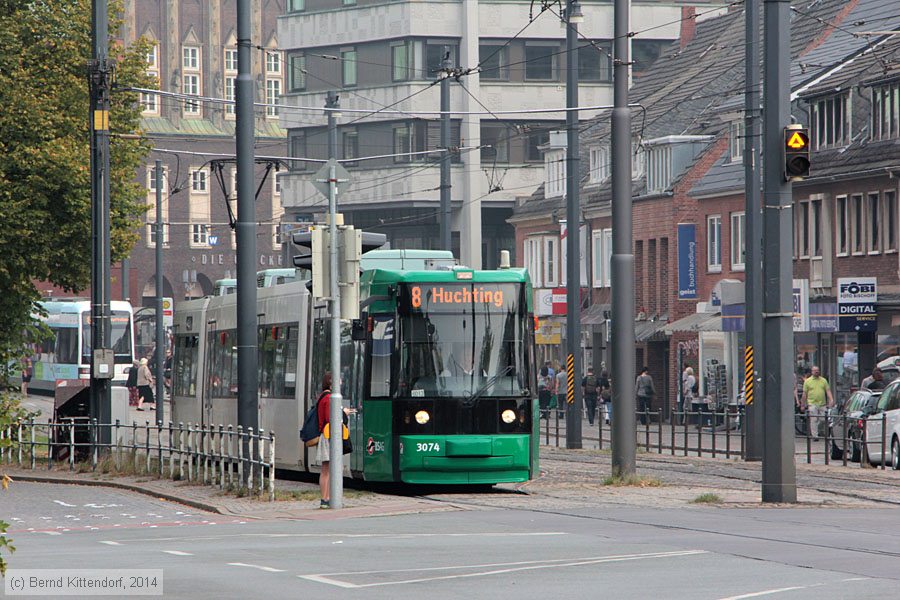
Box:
<box><xmin>646</xmin><ymin>145</ymin><xmax>672</xmax><ymax>193</ymax></box>
<box><xmin>544</xmin><ymin>150</ymin><xmax>566</xmax><ymax>198</ymax></box>
<box><xmin>811</xmin><ymin>93</ymin><xmax>850</xmax><ymax>150</ymax></box>
<box><xmin>871</xmin><ymin>81</ymin><xmax>900</xmax><ymax>141</ymax></box>
<box><xmin>589</xmin><ymin>146</ymin><xmax>609</xmax><ymax>183</ymax></box>
<box><xmin>730</xmin><ymin>120</ymin><xmax>743</xmax><ymax>162</ymax></box>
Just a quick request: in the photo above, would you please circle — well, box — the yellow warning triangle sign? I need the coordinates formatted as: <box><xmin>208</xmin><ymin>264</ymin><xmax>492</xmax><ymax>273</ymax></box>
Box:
<box><xmin>787</xmin><ymin>132</ymin><xmax>807</xmax><ymax>149</ymax></box>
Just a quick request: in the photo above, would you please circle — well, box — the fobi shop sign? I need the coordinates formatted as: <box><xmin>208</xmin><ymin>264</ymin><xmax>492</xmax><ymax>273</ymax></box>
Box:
<box><xmin>838</xmin><ymin>277</ymin><xmax>877</xmax><ymax>333</ymax></box>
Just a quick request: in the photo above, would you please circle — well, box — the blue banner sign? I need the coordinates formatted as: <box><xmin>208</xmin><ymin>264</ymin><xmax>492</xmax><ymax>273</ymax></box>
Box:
<box><xmin>809</xmin><ymin>302</ymin><xmax>838</xmax><ymax>332</ymax></box>
<box><xmin>677</xmin><ymin>224</ymin><xmax>697</xmax><ymax>299</ymax></box>
<box><xmin>721</xmin><ymin>303</ymin><xmax>744</xmax><ymax>332</ymax></box>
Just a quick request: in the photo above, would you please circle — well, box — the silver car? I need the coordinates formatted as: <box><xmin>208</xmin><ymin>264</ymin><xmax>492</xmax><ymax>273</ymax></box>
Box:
<box><xmin>864</xmin><ymin>380</ymin><xmax>900</xmax><ymax>469</ymax></box>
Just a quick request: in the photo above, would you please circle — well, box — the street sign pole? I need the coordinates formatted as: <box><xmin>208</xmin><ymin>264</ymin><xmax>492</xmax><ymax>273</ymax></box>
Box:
<box><xmin>327</xmin><ymin>160</ymin><xmax>344</xmax><ymax>511</ymax></box>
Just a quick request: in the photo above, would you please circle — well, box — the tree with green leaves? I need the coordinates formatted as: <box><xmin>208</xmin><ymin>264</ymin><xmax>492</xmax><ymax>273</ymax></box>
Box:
<box><xmin>0</xmin><ymin>0</ymin><xmax>154</xmax><ymax>380</ymax></box>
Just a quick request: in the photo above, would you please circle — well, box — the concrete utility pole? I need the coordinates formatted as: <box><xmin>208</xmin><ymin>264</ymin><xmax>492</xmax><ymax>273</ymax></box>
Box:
<box><xmin>761</xmin><ymin>0</ymin><xmax>797</xmax><ymax>503</ymax></box>
<box><xmin>155</xmin><ymin>161</ymin><xmax>165</xmax><ymax>426</ymax></box>
<box><xmin>235</xmin><ymin>0</ymin><xmax>259</xmax><ymax>460</ymax></box>
<box><xmin>611</xmin><ymin>0</ymin><xmax>636</xmax><ymax>476</ymax></box>
<box><xmin>89</xmin><ymin>0</ymin><xmax>113</xmax><ymax>439</ymax></box>
<box><xmin>439</xmin><ymin>48</ymin><xmax>453</xmax><ymax>253</ymax></box>
<box><xmin>325</xmin><ymin>92</ymin><xmax>345</xmax><ymax>510</ymax></box>
<box><xmin>564</xmin><ymin>1</ymin><xmax>584</xmax><ymax>449</ymax></box>
<box><xmin>744</xmin><ymin>0</ymin><xmax>764</xmax><ymax>462</ymax></box>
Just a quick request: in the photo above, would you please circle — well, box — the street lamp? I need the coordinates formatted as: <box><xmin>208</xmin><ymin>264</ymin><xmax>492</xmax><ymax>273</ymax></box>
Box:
<box><xmin>569</xmin><ymin>2</ymin><xmax>584</xmax><ymax>24</ymax></box>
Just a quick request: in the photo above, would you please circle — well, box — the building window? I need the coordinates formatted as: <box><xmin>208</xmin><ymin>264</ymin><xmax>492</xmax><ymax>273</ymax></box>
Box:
<box><xmin>391</xmin><ymin>43</ymin><xmax>410</xmax><ymax>82</ymax></box>
<box><xmin>191</xmin><ymin>224</ymin><xmax>208</xmax><ymax>247</ymax></box>
<box><xmin>868</xmin><ymin>192</ymin><xmax>880</xmax><ymax>253</ymax></box>
<box><xmin>523</xmin><ymin>237</ymin><xmax>542</xmax><ymax>288</ymax></box>
<box><xmin>266</xmin><ymin>78</ymin><xmax>281</xmax><ymax>117</ymax></box>
<box><xmin>730</xmin><ymin>212</ymin><xmax>745</xmax><ymax>271</ymax></box>
<box><xmin>224</xmin><ymin>77</ymin><xmax>236</xmax><ymax>116</ymax></box>
<box><xmin>797</xmin><ymin>198</ymin><xmax>822</xmax><ymax>258</ymax></box>
<box><xmin>191</xmin><ymin>169</ymin><xmax>208</xmax><ymax>193</ymax></box>
<box><xmin>646</xmin><ymin>145</ymin><xmax>672</xmax><ymax>193</ymax></box>
<box><xmin>544</xmin><ymin>150</ymin><xmax>566</xmax><ymax>198</ymax></box>
<box><xmin>871</xmin><ymin>82</ymin><xmax>900</xmax><ymax>141</ymax></box>
<box><xmin>224</xmin><ymin>47</ymin><xmax>237</xmax><ymax>117</ymax></box>
<box><xmin>424</xmin><ymin>43</ymin><xmax>457</xmax><ymax>79</ymax></box>
<box><xmin>543</xmin><ymin>237</ymin><xmax>559</xmax><ymax>287</ymax></box>
<box><xmin>141</xmin><ymin>44</ymin><xmax>159</xmax><ymax>114</ymax></box>
<box><xmin>524</xmin><ymin>44</ymin><xmax>557</xmax><ymax>80</ymax></box>
<box><xmin>885</xmin><ymin>190</ymin><xmax>897</xmax><ymax>252</ymax></box>
<box><xmin>147</xmin><ymin>166</ymin><xmax>169</xmax><ymax>248</ymax></box>
<box><xmin>730</xmin><ymin>120</ymin><xmax>743</xmax><ymax>162</ymax></box>
<box><xmin>527</xmin><ymin>130</ymin><xmax>549</xmax><ymax>162</ymax></box>
<box><xmin>632</xmin><ymin>40</ymin><xmax>668</xmax><ymax>73</ymax></box>
<box><xmin>589</xmin><ymin>146</ymin><xmax>609</xmax><ymax>183</ymax></box>
<box><xmin>224</xmin><ymin>48</ymin><xmax>238</xmax><ymax>72</ymax></box>
<box><xmin>393</xmin><ymin>125</ymin><xmax>412</xmax><ymax>163</ymax></box>
<box><xmin>287</xmin><ymin>0</ymin><xmax>304</xmax><ymax>12</ymax></box>
<box><xmin>341</xmin><ymin>49</ymin><xmax>357</xmax><ymax>87</ymax></box>
<box><xmin>592</xmin><ymin>228</ymin><xmax>613</xmax><ymax>288</ymax></box>
<box><xmin>479</xmin><ymin>44</ymin><xmax>508</xmax><ymax>80</ymax></box>
<box><xmin>811</xmin><ymin>94</ymin><xmax>850</xmax><ymax>150</ymax></box>
<box><xmin>342</xmin><ymin>130</ymin><xmax>359</xmax><ymax>165</ymax></box>
<box><xmin>182</xmin><ymin>46</ymin><xmax>199</xmax><ymax>70</ymax></box>
<box><xmin>266</xmin><ymin>50</ymin><xmax>281</xmax><ymax>75</ymax></box>
<box><xmin>577</xmin><ymin>43</ymin><xmax>611</xmax><ymax>82</ymax></box>
<box><xmin>836</xmin><ymin>195</ymin><xmax>849</xmax><ymax>255</ymax></box>
<box><xmin>291</xmin><ymin>133</ymin><xmax>306</xmax><ymax>163</ymax></box>
<box><xmin>288</xmin><ymin>54</ymin><xmax>305</xmax><ymax>92</ymax></box>
<box><xmin>707</xmin><ymin>215</ymin><xmax>721</xmax><ymax>272</ymax></box>
<box><xmin>850</xmin><ymin>193</ymin><xmax>865</xmax><ymax>254</ymax></box>
<box><xmin>631</xmin><ymin>140</ymin><xmax>644</xmax><ymax>178</ymax></box>
<box><xmin>182</xmin><ymin>45</ymin><xmax>201</xmax><ymax>116</ymax></box>
<box><xmin>480</xmin><ymin>125</ymin><xmax>509</xmax><ymax>163</ymax></box>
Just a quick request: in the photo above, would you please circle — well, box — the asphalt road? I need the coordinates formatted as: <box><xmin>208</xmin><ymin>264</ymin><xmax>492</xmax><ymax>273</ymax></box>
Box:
<box><xmin>3</xmin><ymin>482</ymin><xmax>899</xmax><ymax>599</ymax></box>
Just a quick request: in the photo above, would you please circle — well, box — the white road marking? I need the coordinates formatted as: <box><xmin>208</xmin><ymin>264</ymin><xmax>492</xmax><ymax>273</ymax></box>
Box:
<box><xmin>228</xmin><ymin>563</ymin><xmax>285</xmax><ymax>573</ymax></box>
<box><xmin>162</xmin><ymin>550</ymin><xmax>193</xmax><ymax>556</ymax></box>
<box><xmin>53</xmin><ymin>500</ymin><xmax>76</xmax><ymax>507</ymax></box>
<box><xmin>124</xmin><ymin>531</ymin><xmax>568</xmax><ymax>543</ymax></box>
<box><xmin>716</xmin><ymin>578</ymin><xmax>871</xmax><ymax>600</ymax></box>
<box><xmin>300</xmin><ymin>550</ymin><xmax>707</xmax><ymax>589</ymax></box>
<box><xmin>100</xmin><ymin>540</ymin><xmax>124</xmax><ymax>546</ymax></box>
<box><xmin>41</xmin><ymin>531</ymin><xmax>62</xmax><ymax>536</ymax></box>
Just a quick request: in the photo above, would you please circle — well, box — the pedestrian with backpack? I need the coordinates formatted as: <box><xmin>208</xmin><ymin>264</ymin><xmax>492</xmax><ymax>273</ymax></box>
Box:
<box><xmin>599</xmin><ymin>369</ymin><xmax>612</xmax><ymax>424</ymax></box>
<box><xmin>582</xmin><ymin>366</ymin><xmax>600</xmax><ymax>426</ymax></box>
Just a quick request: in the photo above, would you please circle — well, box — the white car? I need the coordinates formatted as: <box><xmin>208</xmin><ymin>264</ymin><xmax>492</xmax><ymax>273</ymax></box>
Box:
<box><xmin>863</xmin><ymin>380</ymin><xmax>900</xmax><ymax>469</ymax></box>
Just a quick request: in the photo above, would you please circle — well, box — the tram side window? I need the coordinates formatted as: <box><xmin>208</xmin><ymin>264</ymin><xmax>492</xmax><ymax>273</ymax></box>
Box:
<box><xmin>309</xmin><ymin>319</ymin><xmax>329</xmax><ymax>402</ymax></box>
<box><xmin>208</xmin><ymin>330</ymin><xmax>237</xmax><ymax>398</ymax></box>
<box><xmin>283</xmin><ymin>326</ymin><xmax>298</xmax><ymax>398</ymax></box>
<box><xmin>55</xmin><ymin>327</ymin><xmax>79</xmax><ymax>364</ymax></box>
<box><xmin>369</xmin><ymin>316</ymin><xmax>395</xmax><ymax>398</ymax></box>
<box><xmin>174</xmin><ymin>335</ymin><xmax>198</xmax><ymax>396</ymax></box>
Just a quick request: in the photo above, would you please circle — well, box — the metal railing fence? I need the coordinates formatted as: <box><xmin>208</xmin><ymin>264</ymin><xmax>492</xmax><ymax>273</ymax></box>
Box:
<box><xmin>540</xmin><ymin>407</ymin><xmax>894</xmax><ymax>470</ymax></box>
<box><xmin>0</xmin><ymin>419</ymin><xmax>275</xmax><ymax>500</ymax></box>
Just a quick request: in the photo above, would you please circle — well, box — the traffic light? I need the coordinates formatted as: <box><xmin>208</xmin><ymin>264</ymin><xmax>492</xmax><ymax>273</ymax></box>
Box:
<box><xmin>340</xmin><ymin>228</ymin><xmax>387</xmax><ymax>319</ymax></box>
<box><xmin>292</xmin><ymin>226</ymin><xmax>329</xmax><ymax>299</ymax></box>
<box><xmin>783</xmin><ymin>124</ymin><xmax>810</xmax><ymax>181</ymax></box>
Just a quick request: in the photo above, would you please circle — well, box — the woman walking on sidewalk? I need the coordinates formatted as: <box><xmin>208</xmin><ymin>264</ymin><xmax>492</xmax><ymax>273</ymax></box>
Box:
<box><xmin>136</xmin><ymin>357</ymin><xmax>155</xmax><ymax>411</ymax></box>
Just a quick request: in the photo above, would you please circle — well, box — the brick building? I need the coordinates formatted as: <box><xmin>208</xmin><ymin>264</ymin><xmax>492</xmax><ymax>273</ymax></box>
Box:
<box><xmin>510</xmin><ymin>0</ymin><xmax>896</xmax><ymax>418</ymax></box>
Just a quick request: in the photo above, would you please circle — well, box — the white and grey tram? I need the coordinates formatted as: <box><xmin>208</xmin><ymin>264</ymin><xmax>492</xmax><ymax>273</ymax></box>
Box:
<box><xmin>170</xmin><ymin>280</ymin><xmax>316</xmax><ymax>471</ymax></box>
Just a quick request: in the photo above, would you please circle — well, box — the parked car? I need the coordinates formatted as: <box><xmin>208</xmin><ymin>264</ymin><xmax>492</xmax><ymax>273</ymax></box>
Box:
<box><xmin>830</xmin><ymin>389</ymin><xmax>881</xmax><ymax>462</ymax></box>
<box><xmin>863</xmin><ymin>380</ymin><xmax>900</xmax><ymax>469</ymax></box>
<box><xmin>875</xmin><ymin>356</ymin><xmax>900</xmax><ymax>385</ymax></box>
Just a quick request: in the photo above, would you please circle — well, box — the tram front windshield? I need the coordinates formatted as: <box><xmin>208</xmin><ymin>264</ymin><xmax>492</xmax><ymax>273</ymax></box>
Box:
<box><xmin>395</xmin><ymin>283</ymin><xmax>528</xmax><ymax>398</ymax></box>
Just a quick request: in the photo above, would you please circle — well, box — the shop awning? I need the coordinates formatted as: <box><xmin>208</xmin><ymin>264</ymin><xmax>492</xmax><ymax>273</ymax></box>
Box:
<box><xmin>581</xmin><ymin>304</ymin><xmax>610</xmax><ymax>326</ymax></box>
<box><xmin>663</xmin><ymin>311</ymin><xmax>722</xmax><ymax>335</ymax></box>
<box><xmin>635</xmin><ymin>319</ymin><xmax>669</xmax><ymax>342</ymax></box>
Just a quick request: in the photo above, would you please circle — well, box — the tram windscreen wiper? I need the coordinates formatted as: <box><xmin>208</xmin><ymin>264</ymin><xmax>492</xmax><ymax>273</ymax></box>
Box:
<box><xmin>462</xmin><ymin>365</ymin><xmax>515</xmax><ymax>407</ymax></box>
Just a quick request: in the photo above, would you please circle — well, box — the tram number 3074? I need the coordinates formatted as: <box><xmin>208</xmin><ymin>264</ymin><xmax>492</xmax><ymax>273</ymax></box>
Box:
<box><xmin>417</xmin><ymin>442</ymin><xmax>441</xmax><ymax>452</ymax></box>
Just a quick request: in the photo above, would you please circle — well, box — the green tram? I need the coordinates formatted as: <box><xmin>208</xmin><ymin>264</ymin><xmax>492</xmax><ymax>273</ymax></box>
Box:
<box><xmin>171</xmin><ymin>260</ymin><xmax>539</xmax><ymax>485</ymax></box>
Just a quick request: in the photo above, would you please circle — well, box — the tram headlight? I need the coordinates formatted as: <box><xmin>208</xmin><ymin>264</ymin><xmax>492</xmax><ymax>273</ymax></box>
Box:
<box><xmin>501</xmin><ymin>409</ymin><xmax>516</xmax><ymax>424</ymax></box>
<box><xmin>415</xmin><ymin>410</ymin><xmax>430</xmax><ymax>425</ymax></box>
